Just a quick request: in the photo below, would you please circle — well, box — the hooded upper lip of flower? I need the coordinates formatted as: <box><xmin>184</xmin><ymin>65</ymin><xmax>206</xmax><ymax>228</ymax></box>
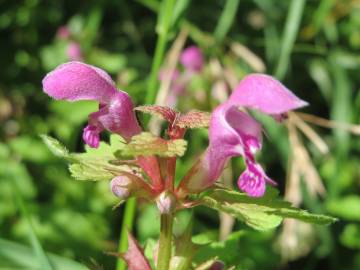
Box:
<box><xmin>42</xmin><ymin>61</ymin><xmax>141</xmax><ymax>148</ymax></box>
<box><xmin>180</xmin><ymin>73</ymin><xmax>308</xmax><ymax>197</ymax></box>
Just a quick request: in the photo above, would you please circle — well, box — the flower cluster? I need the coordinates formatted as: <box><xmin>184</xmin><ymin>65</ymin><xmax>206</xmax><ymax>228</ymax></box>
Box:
<box><xmin>42</xmin><ymin>61</ymin><xmax>307</xmax><ymax>202</ymax></box>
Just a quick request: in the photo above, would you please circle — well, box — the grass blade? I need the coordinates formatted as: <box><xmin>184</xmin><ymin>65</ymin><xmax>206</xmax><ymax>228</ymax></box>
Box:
<box><xmin>214</xmin><ymin>0</ymin><xmax>240</xmax><ymax>43</ymax></box>
<box><xmin>12</xmin><ymin>180</ymin><xmax>53</xmax><ymax>270</ymax></box>
<box><xmin>274</xmin><ymin>0</ymin><xmax>306</xmax><ymax>79</ymax></box>
<box><xmin>0</xmin><ymin>238</ymin><xmax>88</xmax><ymax>270</ymax></box>
<box><xmin>145</xmin><ymin>0</ymin><xmax>176</xmax><ymax>107</ymax></box>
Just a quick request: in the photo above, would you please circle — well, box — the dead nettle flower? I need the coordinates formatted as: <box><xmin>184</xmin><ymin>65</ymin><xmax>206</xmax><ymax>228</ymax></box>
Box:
<box><xmin>179</xmin><ymin>74</ymin><xmax>308</xmax><ymax>197</ymax></box>
<box><xmin>43</xmin><ymin>61</ymin><xmax>142</xmax><ymax>148</ymax></box>
<box><xmin>42</xmin><ymin>61</ymin><xmax>166</xmax><ymax>200</ymax></box>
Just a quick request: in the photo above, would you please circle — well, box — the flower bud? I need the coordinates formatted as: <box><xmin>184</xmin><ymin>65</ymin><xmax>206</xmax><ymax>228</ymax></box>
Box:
<box><xmin>110</xmin><ymin>176</ymin><xmax>132</xmax><ymax>200</ymax></box>
<box><xmin>156</xmin><ymin>191</ymin><xmax>176</xmax><ymax>214</ymax></box>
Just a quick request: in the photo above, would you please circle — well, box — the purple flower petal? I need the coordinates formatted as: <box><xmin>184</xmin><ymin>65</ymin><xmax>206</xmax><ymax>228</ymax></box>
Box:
<box><xmin>184</xmin><ymin>104</ymin><xmax>262</xmax><ymax>192</ymax></box>
<box><xmin>181</xmin><ymin>73</ymin><xmax>309</xmax><ymax>197</ymax></box>
<box><xmin>238</xmin><ymin>161</ymin><xmax>270</xmax><ymax>197</ymax></box>
<box><xmin>228</xmin><ymin>74</ymin><xmax>308</xmax><ymax>115</ymax></box>
<box><xmin>43</xmin><ymin>62</ymin><xmax>142</xmax><ymax>147</ymax></box>
<box><xmin>180</xmin><ymin>46</ymin><xmax>204</xmax><ymax>72</ymax></box>
<box><xmin>82</xmin><ymin>125</ymin><xmax>101</xmax><ymax>148</ymax></box>
<box><xmin>42</xmin><ymin>61</ymin><xmax>117</xmax><ymax>103</ymax></box>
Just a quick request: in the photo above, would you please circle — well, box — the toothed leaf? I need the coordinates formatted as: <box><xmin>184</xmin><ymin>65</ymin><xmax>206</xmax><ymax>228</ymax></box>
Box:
<box><xmin>200</xmin><ymin>188</ymin><xmax>337</xmax><ymax>231</ymax></box>
<box><xmin>176</xmin><ymin>110</ymin><xmax>211</xmax><ymax>129</ymax></box>
<box><xmin>123</xmin><ymin>233</ymin><xmax>152</xmax><ymax>270</ymax></box>
<box><xmin>135</xmin><ymin>105</ymin><xmax>178</xmax><ymax>123</ymax></box>
<box><xmin>117</xmin><ymin>132</ymin><xmax>187</xmax><ymax>157</ymax></box>
<box><xmin>40</xmin><ymin>134</ymin><xmax>69</xmax><ymax>158</ymax></box>
<box><xmin>42</xmin><ymin>134</ymin><xmax>137</xmax><ymax>181</ymax></box>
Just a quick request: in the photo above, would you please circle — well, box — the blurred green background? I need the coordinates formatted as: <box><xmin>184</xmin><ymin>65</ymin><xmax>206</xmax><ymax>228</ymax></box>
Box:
<box><xmin>0</xmin><ymin>0</ymin><xmax>359</xmax><ymax>269</ymax></box>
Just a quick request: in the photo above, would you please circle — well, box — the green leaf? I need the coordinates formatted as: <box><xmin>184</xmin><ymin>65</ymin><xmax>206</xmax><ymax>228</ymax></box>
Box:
<box><xmin>340</xmin><ymin>224</ymin><xmax>360</xmax><ymax>249</ymax></box>
<box><xmin>176</xmin><ymin>111</ymin><xmax>210</xmax><ymax>129</ymax></box>
<box><xmin>69</xmin><ymin>163</ymin><xmax>116</xmax><ymax>181</ymax></box>
<box><xmin>200</xmin><ymin>188</ymin><xmax>337</xmax><ymax>231</ymax></box>
<box><xmin>135</xmin><ymin>105</ymin><xmax>177</xmax><ymax>123</ymax></box>
<box><xmin>117</xmin><ymin>132</ymin><xmax>187</xmax><ymax>157</ymax></box>
<box><xmin>40</xmin><ymin>134</ymin><xmax>69</xmax><ymax>159</ymax></box>
<box><xmin>0</xmin><ymin>238</ymin><xmax>88</xmax><ymax>270</ymax></box>
<box><xmin>327</xmin><ymin>196</ymin><xmax>360</xmax><ymax>221</ymax></box>
<box><xmin>41</xmin><ymin>135</ymin><xmax>137</xmax><ymax>181</ymax></box>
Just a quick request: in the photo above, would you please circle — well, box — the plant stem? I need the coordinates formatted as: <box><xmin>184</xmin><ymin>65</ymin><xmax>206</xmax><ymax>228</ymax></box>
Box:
<box><xmin>145</xmin><ymin>0</ymin><xmax>176</xmax><ymax>107</ymax></box>
<box><xmin>157</xmin><ymin>214</ymin><xmax>174</xmax><ymax>270</ymax></box>
<box><xmin>116</xmin><ymin>197</ymin><xmax>137</xmax><ymax>270</ymax></box>
<box><xmin>165</xmin><ymin>157</ymin><xmax>177</xmax><ymax>191</ymax></box>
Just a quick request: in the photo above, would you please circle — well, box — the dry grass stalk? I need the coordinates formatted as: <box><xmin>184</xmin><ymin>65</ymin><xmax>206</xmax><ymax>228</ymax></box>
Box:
<box><xmin>290</xmin><ymin>112</ymin><xmax>329</xmax><ymax>154</ymax></box>
<box><xmin>149</xmin><ymin>29</ymin><xmax>188</xmax><ymax>134</ymax></box>
<box><xmin>296</xmin><ymin>112</ymin><xmax>360</xmax><ymax>135</ymax></box>
<box><xmin>230</xmin><ymin>42</ymin><xmax>266</xmax><ymax>73</ymax></box>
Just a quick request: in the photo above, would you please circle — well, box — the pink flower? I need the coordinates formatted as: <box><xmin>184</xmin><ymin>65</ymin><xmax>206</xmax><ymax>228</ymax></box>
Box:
<box><xmin>180</xmin><ymin>46</ymin><xmax>204</xmax><ymax>72</ymax></box>
<box><xmin>67</xmin><ymin>42</ymin><xmax>83</xmax><ymax>61</ymax></box>
<box><xmin>56</xmin><ymin>26</ymin><xmax>70</xmax><ymax>40</ymax></box>
<box><xmin>42</xmin><ymin>61</ymin><xmax>141</xmax><ymax>147</ymax></box>
<box><xmin>181</xmin><ymin>74</ymin><xmax>307</xmax><ymax>197</ymax></box>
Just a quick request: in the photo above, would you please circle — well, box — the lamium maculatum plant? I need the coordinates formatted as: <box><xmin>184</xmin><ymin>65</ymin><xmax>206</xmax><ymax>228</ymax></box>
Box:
<box><xmin>41</xmin><ymin>61</ymin><xmax>336</xmax><ymax>270</ymax></box>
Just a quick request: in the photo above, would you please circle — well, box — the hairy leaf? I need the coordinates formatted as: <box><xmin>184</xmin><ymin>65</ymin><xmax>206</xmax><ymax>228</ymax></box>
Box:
<box><xmin>42</xmin><ymin>135</ymin><xmax>137</xmax><ymax>181</ymax></box>
<box><xmin>201</xmin><ymin>188</ymin><xmax>337</xmax><ymax>231</ymax></box>
<box><xmin>118</xmin><ymin>132</ymin><xmax>187</xmax><ymax>157</ymax></box>
<box><xmin>122</xmin><ymin>233</ymin><xmax>152</xmax><ymax>270</ymax></box>
<box><xmin>135</xmin><ymin>106</ymin><xmax>210</xmax><ymax>129</ymax></box>
<box><xmin>135</xmin><ymin>105</ymin><xmax>178</xmax><ymax>123</ymax></box>
<box><xmin>177</xmin><ymin>110</ymin><xmax>211</xmax><ymax>129</ymax></box>
<box><xmin>40</xmin><ymin>134</ymin><xmax>69</xmax><ymax>158</ymax></box>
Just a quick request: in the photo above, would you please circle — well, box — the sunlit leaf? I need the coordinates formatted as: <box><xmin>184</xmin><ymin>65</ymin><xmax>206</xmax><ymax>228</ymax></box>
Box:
<box><xmin>177</xmin><ymin>110</ymin><xmax>210</xmax><ymax>129</ymax></box>
<box><xmin>40</xmin><ymin>134</ymin><xmax>69</xmax><ymax>158</ymax></box>
<box><xmin>117</xmin><ymin>132</ymin><xmax>187</xmax><ymax>157</ymax></box>
<box><xmin>135</xmin><ymin>105</ymin><xmax>178</xmax><ymax>123</ymax></box>
<box><xmin>41</xmin><ymin>135</ymin><xmax>137</xmax><ymax>181</ymax></box>
<box><xmin>200</xmin><ymin>188</ymin><xmax>337</xmax><ymax>231</ymax></box>
<box><xmin>0</xmin><ymin>238</ymin><xmax>88</xmax><ymax>270</ymax></box>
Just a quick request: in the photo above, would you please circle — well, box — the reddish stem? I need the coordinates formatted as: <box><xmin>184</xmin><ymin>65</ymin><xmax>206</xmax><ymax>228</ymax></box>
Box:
<box><xmin>165</xmin><ymin>157</ymin><xmax>177</xmax><ymax>191</ymax></box>
<box><xmin>137</xmin><ymin>156</ymin><xmax>164</xmax><ymax>191</ymax></box>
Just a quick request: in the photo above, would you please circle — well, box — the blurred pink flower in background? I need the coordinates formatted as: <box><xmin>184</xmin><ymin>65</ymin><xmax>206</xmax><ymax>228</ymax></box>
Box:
<box><xmin>67</xmin><ymin>42</ymin><xmax>83</xmax><ymax>61</ymax></box>
<box><xmin>56</xmin><ymin>25</ymin><xmax>71</xmax><ymax>40</ymax></box>
<box><xmin>180</xmin><ymin>46</ymin><xmax>204</xmax><ymax>72</ymax></box>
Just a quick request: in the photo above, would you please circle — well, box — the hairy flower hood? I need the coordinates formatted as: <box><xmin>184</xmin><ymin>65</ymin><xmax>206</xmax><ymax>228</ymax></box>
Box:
<box><xmin>181</xmin><ymin>74</ymin><xmax>308</xmax><ymax>197</ymax></box>
<box><xmin>42</xmin><ymin>61</ymin><xmax>141</xmax><ymax>147</ymax></box>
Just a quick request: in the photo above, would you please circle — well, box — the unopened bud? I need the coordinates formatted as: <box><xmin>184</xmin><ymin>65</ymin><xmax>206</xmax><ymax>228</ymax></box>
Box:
<box><xmin>110</xmin><ymin>176</ymin><xmax>132</xmax><ymax>199</ymax></box>
<box><xmin>156</xmin><ymin>191</ymin><xmax>176</xmax><ymax>214</ymax></box>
